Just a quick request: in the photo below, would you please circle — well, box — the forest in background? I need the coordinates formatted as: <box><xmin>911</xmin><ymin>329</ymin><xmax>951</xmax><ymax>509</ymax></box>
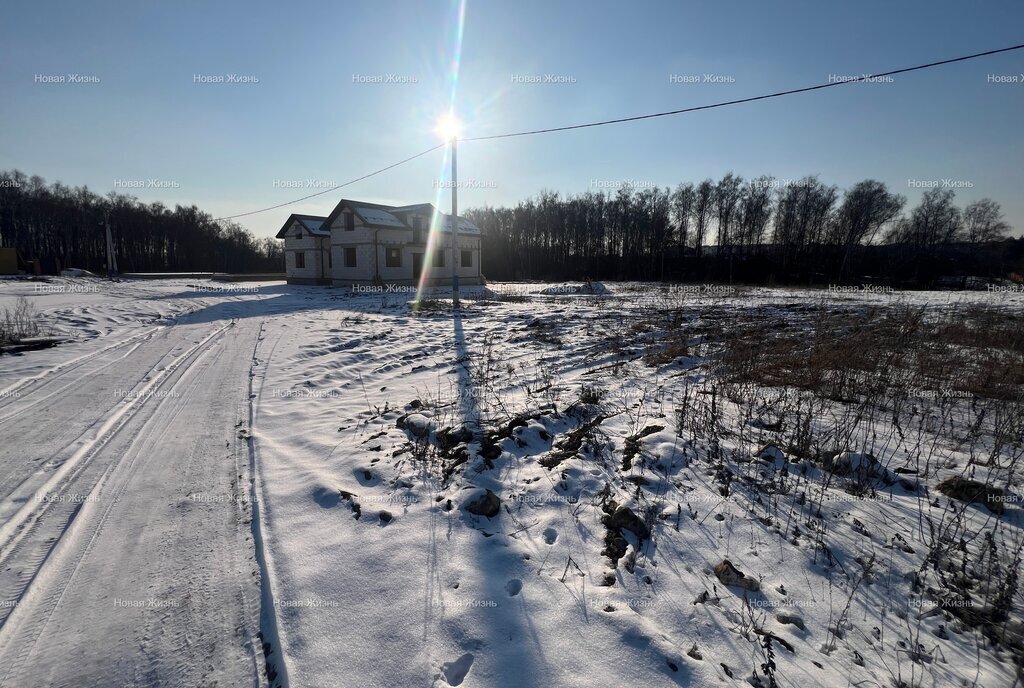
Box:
<box><xmin>466</xmin><ymin>174</ymin><xmax>1023</xmax><ymax>286</ymax></box>
<box><xmin>2</xmin><ymin>168</ymin><xmax>1021</xmax><ymax>286</ymax></box>
<box><xmin>0</xmin><ymin>170</ymin><xmax>282</xmax><ymax>274</ymax></box>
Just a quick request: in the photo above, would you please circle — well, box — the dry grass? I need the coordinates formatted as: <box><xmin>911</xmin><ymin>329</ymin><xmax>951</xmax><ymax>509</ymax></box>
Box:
<box><xmin>0</xmin><ymin>297</ymin><xmax>42</xmax><ymax>346</ymax></box>
<box><xmin>716</xmin><ymin>304</ymin><xmax>1024</xmax><ymax>402</ymax></box>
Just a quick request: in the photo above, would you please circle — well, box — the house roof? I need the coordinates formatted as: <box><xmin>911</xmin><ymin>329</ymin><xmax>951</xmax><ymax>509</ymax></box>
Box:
<box><xmin>353</xmin><ymin>206</ymin><xmax>405</xmax><ymax>228</ymax></box>
<box><xmin>274</xmin><ymin>213</ymin><xmax>329</xmax><ymax>238</ymax></box>
<box><xmin>320</xmin><ymin>199</ymin><xmax>481</xmax><ymax>235</ymax></box>
<box><xmin>389</xmin><ymin>203</ymin><xmax>434</xmax><ymax>214</ymax></box>
<box><xmin>436</xmin><ymin>211</ymin><xmax>481</xmax><ymax>235</ymax></box>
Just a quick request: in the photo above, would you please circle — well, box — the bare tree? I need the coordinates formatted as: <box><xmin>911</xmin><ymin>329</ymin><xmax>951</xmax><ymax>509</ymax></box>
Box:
<box><xmin>713</xmin><ymin>172</ymin><xmax>744</xmax><ymax>248</ymax></box>
<box><xmin>670</xmin><ymin>183</ymin><xmax>696</xmax><ymax>259</ymax></box>
<box><xmin>832</xmin><ymin>180</ymin><xmax>905</xmax><ymax>280</ymax></box>
<box><xmin>886</xmin><ymin>188</ymin><xmax>962</xmax><ymax>251</ymax></box>
<box><xmin>736</xmin><ymin>176</ymin><xmax>775</xmax><ymax>250</ymax></box>
<box><xmin>692</xmin><ymin>179</ymin><xmax>715</xmax><ymax>259</ymax></box>
<box><xmin>772</xmin><ymin>176</ymin><xmax>838</xmax><ymax>279</ymax></box>
<box><xmin>962</xmin><ymin>198</ymin><xmax>1011</xmax><ymax>243</ymax></box>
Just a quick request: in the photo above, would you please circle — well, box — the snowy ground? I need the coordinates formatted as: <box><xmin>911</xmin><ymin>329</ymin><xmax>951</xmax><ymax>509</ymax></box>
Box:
<box><xmin>0</xmin><ymin>277</ymin><xmax>1022</xmax><ymax>688</ymax></box>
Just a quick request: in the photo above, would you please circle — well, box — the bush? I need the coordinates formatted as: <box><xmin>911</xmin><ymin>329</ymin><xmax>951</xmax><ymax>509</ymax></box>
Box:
<box><xmin>0</xmin><ymin>297</ymin><xmax>41</xmax><ymax>345</ymax></box>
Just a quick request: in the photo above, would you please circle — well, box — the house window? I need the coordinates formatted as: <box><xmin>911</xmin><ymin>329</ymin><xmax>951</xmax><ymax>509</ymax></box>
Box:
<box><xmin>295</xmin><ymin>251</ymin><xmax>305</xmax><ymax>269</ymax></box>
<box><xmin>327</xmin><ymin>248</ymin><xmax>332</xmax><ymax>269</ymax></box>
<box><xmin>344</xmin><ymin>247</ymin><xmax>357</xmax><ymax>268</ymax></box>
<box><xmin>295</xmin><ymin>229</ymin><xmax>302</xmax><ymax>239</ymax></box>
<box><xmin>345</xmin><ymin>212</ymin><xmax>354</xmax><ymax>231</ymax></box>
<box><xmin>413</xmin><ymin>229</ymin><xmax>423</xmax><ymax>244</ymax></box>
<box><xmin>433</xmin><ymin>250</ymin><xmax>445</xmax><ymax>268</ymax></box>
<box><xmin>412</xmin><ymin>216</ymin><xmax>422</xmax><ymax>230</ymax></box>
<box><xmin>385</xmin><ymin>247</ymin><xmax>402</xmax><ymax>268</ymax></box>
<box><xmin>461</xmin><ymin>250</ymin><xmax>472</xmax><ymax>268</ymax></box>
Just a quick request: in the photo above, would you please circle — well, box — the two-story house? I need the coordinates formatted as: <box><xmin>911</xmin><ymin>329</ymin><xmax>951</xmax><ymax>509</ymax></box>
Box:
<box><xmin>276</xmin><ymin>199</ymin><xmax>482</xmax><ymax>286</ymax></box>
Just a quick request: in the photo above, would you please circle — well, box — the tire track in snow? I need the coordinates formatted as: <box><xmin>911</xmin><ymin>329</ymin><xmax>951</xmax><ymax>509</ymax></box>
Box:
<box><xmin>0</xmin><ymin>325</ymin><xmax>163</xmax><ymax>411</ymax></box>
<box><xmin>0</xmin><ymin>335</ymin><xmax>154</xmax><ymax>426</ymax></box>
<box><xmin>0</xmin><ymin>321</ymin><xmax>235</xmax><ymax>625</ymax></box>
<box><xmin>0</xmin><ymin>385</ymin><xmax>196</xmax><ymax>684</ymax></box>
<box><xmin>247</xmin><ymin>320</ymin><xmax>290</xmax><ymax>688</ymax></box>
<box><xmin>0</xmin><ymin>318</ymin><xmax>263</xmax><ymax>687</ymax></box>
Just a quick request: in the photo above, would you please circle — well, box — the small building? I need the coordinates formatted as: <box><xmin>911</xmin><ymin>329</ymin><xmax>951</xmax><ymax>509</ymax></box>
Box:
<box><xmin>0</xmin><ymin>247</ymin><xmax>19</xmax><ymax>275</ymax></box>
<box><xmin>277</xmin><ymin>199</ymin><xmax>482</xmax><ymax>287</ymax></box>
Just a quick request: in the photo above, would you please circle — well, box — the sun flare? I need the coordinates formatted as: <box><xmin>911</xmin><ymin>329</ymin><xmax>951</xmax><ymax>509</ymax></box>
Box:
<box><xmin>434</xmin><ymin>112</ymin><xmax>462</xmax><ymax>141</ymax></box>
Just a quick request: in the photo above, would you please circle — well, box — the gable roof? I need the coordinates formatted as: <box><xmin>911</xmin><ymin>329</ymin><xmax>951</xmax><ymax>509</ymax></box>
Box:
<box><xmin>320</xmin><ymin>199</ymin><xmax>480</xmax><ymax>234</ymax></box>
<box><xmin>275</xmin><ymin>213</ymin><xmax>329</xmax><ymax>238</ymax></box>
<box><xmin>321</xmin><ymin>199</ymin><xmax>398</xmax><ymax>231</ymax></box>
<box><xmin>353</xmin><ymin>205</ymin><xmax>405</xmax><ymax>228</ymax></box>
<box><xmin>438</xmin><ymin>212</ymin><xmax>482</xmax><ymax>235</ymax></box>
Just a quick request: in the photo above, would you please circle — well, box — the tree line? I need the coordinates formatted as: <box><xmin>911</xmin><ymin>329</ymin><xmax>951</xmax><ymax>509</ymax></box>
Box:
<box><xmin>3</xmin><ymin>168</ymin><xmax>1018</xmax><ymax>285</ymax></box>
<box><xmin>467</xmin><ymin>174</ymin><xmax>1021</xmax><ymax>286</ymax></box>
<box><xmin>0</xmin><ymin>170</ymin><xmax>282</xmax><ymax>274</ymax></box>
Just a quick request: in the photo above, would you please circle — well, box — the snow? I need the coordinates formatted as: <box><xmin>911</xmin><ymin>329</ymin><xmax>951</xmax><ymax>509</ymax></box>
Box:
<box><xmin>1</xmin><ymin>277</ymin><xmax>1021</xmax><ymax>687</ymax></box>
<box><xmin>0</xmin><ymin>277</ymin><xmax>281</xmax><ymax>686</ymax></box>
<box><xmin>437</xmin><ymin>214</ymin><xmax>481</xmax><ymax>234</ymax></box>
<box><xmin>356</xmin><ymin>207</ymin><xmax>406</xmax><ymax>227</ymax></box>
<box><xmin>297</xmin><ymin>216</ymin><xmax>327</xmax><ymax>234</ymax></box>
<box><xmin>538</xmin><ymin>282</ymin><xmax>611</xmax><ymax>296</ymax></box>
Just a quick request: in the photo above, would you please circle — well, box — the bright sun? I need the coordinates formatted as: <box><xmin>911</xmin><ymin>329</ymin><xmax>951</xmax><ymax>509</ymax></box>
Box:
<box><xmin>435</xmin><ymin>113</ymin><xmax>462</xmax><ymax>141</ymax></box>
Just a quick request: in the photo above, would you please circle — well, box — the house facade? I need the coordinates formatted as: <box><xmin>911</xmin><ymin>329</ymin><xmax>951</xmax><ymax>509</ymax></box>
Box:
<box><xmin>275</xmin><ymin>214</ymin><xmax>332</xmax><ymax>284</ymax></box>
<box><xmin>276</xmin><ymin>200</ymin><xmax>482</xmax><ymax>287</ymax></box>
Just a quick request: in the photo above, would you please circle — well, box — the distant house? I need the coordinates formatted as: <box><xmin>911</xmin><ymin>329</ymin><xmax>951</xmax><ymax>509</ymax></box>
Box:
<box><xmin>276</xmin><ymin>199</ymin><xmax>482</xmax><ymax>287</ymax></box>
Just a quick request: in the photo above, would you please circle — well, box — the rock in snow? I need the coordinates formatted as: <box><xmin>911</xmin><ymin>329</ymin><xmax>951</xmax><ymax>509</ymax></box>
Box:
<box><xmin>776</xmin><ymin>611</ymin><xmax>806</xmax><ymax>630</ymax></box>
<box><xmin>396</xmin><ymin>413</ymin><xmax>431</xmax><ymax>438</ymax></box>
<box><xmin>756</xmin><ymin>444</ymin><xmax>786</xmax><ymax>463</ymax></box>
<box><xmin>935</xmin><ymin>476</ymin><xmax>1007</xmax><ymax>515</ymax></box>
<box><xmin>827</xmin><ymin>451</ymin><xmax>890</xmax><ymax>482</ymax></box>
<box><xmin>605</xmin><ymin>505</ymin><xmax>650</xmax><ymax>540</ymax></box>
<box><xmin>714</xmin><ymin>559</ymin><xmax>761</xmax><ymax>591</ymax></box>
<box><xmin>462</xmin><ymin>489</ymin><xmax>501</xmax><ymax>518</ymax></box>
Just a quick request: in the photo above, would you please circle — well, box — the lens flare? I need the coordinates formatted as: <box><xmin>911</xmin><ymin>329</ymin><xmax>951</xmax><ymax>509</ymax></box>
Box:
<box><xmin>434</xmin><ymin>113</ymin><xmax>462</xmax><ymax>141</ymax></box>
<box><xmin>415</xmin><ymin>0</ymin><xmax>467</xmax><ymax>309</ymax></box>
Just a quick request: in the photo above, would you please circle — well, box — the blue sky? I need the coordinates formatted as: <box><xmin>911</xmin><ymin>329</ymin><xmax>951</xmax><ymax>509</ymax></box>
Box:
<box><xmin>2</xmin><ymin>0</ymin><xmax>1022</xmax><ymax>238</ymax></box>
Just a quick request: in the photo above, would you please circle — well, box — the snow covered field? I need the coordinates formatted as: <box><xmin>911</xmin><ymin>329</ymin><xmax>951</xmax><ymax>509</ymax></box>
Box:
<box><xmin>0</xmin><ymin>277</ymin><xmax>1022</xmax><ymax>688</ymax></box>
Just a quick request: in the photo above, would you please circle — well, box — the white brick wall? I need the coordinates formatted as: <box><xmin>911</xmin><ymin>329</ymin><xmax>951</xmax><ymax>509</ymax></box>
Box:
<box><xmin>327</xmin><ymin>210</ymin><xmax>481</xmax><ymax>284</ymax></box>
<box><xmin>283</xmin><ymin>223</ymin><xmax>329</xmax><ymax>281</ymax></box>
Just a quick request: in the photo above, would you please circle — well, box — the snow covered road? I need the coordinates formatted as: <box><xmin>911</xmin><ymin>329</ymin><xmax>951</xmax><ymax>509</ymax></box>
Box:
<box><xmin>0</xmin><ymin>280</ymin><xmax>273</xmax><ymax>687</ymax></box>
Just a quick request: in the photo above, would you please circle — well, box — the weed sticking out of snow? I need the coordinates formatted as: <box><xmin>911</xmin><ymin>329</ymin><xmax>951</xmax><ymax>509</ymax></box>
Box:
<box><xmin>236</xmin><ymin>283</ymin><xmax>1024</xmax><ymax>687</ymax></box>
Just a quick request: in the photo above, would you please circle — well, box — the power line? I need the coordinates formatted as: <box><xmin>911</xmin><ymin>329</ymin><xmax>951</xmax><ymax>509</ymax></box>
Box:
<box><xmin>213</xmin><ymin>143</ymin><xmax>444</xmax><ymax>222</ymax></box>
<box><xmin>462</xmin><ymin>43</ymin><xmax>1024</xmax><ymax>141</ymax></box>
<box><xmin>217</xmin><ymin>43</ymin><xmax>1024</xmax><ymax>222</ymax></box>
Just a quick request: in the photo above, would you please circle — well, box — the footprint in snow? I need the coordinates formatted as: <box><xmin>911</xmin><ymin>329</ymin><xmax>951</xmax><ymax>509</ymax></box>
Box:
<box><xmin>440</xmin><ymin>653</ymin><xmax>474</xmax><ymax>686</ymax></box>
<box><xmin>505</xmin><ymin>579</ymin><xmax>523</xmax><ymax>597</ymax></box>
<box><xmin>543</xmin><ymin>528</ymin><xmax>558</xmax><ymax>545</ymax></box>
<box><xmin>354</xmin><ymin>468</ymin><xmax>380</xmax><ymax>486</ymax></box>
<box><xmin>311</xmin><ymin>486</ymin><xmax>340</xmax><ymax>509</ymax></box>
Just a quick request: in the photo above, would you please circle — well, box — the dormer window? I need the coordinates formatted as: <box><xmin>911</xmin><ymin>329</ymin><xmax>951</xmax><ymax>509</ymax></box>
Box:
<box><xmin>345</xmin><ymin>212</ymin><xmax>355</xmax><ymax>231</ymax></box>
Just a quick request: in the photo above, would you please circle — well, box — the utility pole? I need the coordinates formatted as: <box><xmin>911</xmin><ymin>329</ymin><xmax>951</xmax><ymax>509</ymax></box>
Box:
<box><xmin>104</xmin><ymin>210</ymin><xmax>118</xmax><ymax>279</ymax></box>
<box><xmin>450</xmin><ymin>135</ymin><xmax>459</xmax><ymax>309</ymax></box>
